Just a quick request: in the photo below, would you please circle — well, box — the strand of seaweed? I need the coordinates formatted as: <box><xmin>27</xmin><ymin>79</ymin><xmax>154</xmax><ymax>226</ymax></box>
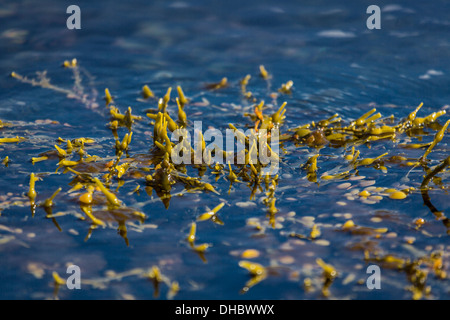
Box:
<box><xmin>6</xmin><ymin>60</ymin><xmax>449</xmax><ymax>300</ymax></box>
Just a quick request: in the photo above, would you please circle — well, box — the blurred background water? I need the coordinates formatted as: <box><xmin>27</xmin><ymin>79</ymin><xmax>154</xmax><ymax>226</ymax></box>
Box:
<box><xmin>0</xmin><ymin>0</ymin><xmax>449</xmax><ymax>299</ymax></box>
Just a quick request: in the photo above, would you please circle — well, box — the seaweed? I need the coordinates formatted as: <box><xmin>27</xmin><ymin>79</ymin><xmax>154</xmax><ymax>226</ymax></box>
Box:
<box><xmin>5</xmin><ymin>60</ymin><xmax>449</xmax><ymax>299</ymax></box>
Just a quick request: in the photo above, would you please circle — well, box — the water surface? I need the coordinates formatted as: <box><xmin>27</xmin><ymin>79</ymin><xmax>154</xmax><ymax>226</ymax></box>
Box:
<box><xmin>0</xmin><ymin>0</ymin><xmax>449</xmax><ymax>300</ymax></box>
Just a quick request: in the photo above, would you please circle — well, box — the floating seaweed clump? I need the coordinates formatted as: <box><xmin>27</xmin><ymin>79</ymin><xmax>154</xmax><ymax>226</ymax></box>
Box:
<box><xmin>2</xmin><ymin>60</ymin><xmax>449</xmax><ymax>299</ymax></box>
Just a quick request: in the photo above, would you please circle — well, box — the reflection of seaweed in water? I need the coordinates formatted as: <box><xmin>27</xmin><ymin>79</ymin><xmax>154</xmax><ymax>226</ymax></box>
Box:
<box><xmin>7</xmin><ymin>60</ymin><xmax>450</xmax><ymax>299</ymax></box>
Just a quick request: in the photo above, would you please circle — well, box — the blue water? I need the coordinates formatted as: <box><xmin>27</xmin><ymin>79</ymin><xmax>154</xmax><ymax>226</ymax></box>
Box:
<box><xmin>0</xmin><ymin>0</ymin><xmax>449</xmax><ymax>299</ymax></box>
